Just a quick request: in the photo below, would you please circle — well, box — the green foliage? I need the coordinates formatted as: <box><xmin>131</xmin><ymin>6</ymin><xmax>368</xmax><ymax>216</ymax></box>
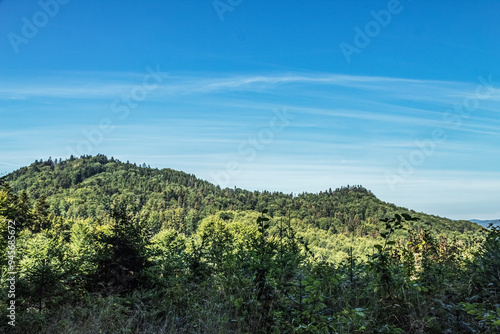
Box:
<box><xmin>17</xmin><ymin>231</ymin><xmax>67</xmax><ymax>311</ymax></box>
<box><xmin>0</xmin><ymin>156</ymin><xmax>496</xmax><ymax>333</ymax></box>
<box><xmin>89</xmin><ymin>200</ymin><xmax>150</xmax><ymax>294</ymax></box>
<box><xmin>462</xmin><ymin>303</ymin><xmax>500</xmax><ymax>331</ymax></box>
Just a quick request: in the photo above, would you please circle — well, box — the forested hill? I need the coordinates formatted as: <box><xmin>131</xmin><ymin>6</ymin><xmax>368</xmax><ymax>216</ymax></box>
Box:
<box><xmin>1</xmin><ymin>154</ymin><xmax>479</xmax><ymax>236</ymax></box>
<box><xmin>3</xmin><ymin>155</ymin><xmax>498</xmax><ymax>334</ymax></box>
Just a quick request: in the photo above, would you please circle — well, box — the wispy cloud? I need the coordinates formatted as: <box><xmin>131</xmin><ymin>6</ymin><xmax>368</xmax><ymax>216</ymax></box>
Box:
<box><xmin>0</xmin><ymin>161</ymin><xmax>21</xmax><ymax>167</ymax></box>
<box><xmin>1</xmin><ymin>71</ymin><xmax>499</xmax><ymax>219</ymax></box>
<box><xmin>0</xmin><ymin>71</ymin><xmax>487</xmax><ymax>99</ymax></box>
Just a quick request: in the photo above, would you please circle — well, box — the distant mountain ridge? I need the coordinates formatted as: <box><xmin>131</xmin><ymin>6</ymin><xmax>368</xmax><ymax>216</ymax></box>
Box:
<box><xmin>469</xmin><ymin>219</ymin><xmax>500</xmax><ymax>227</ymax></box>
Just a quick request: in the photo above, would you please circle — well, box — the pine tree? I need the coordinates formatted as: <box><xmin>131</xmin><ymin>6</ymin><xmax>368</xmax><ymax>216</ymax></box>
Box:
<box><xmin>33</xmin><ymin>194</ymin><xmax>50</xmax><ymax>232</ymax></box>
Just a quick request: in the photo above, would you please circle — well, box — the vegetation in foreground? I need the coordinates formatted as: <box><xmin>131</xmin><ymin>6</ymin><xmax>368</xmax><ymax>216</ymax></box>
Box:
<box><xmin>0</xmin><ymin>156</ymin><xmax>498</xmax><ymax>333</ymax></box>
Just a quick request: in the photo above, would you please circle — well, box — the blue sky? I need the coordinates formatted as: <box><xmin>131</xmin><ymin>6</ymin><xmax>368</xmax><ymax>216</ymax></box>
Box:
<box><xmin>0</xmin><ymin>0</ymin><xmax>499</xmax><ymax>220</ymax></box>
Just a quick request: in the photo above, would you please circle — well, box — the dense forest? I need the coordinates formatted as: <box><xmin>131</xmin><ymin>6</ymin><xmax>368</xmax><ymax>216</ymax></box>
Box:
<box><xmin>1</xmin><ymin>155</ymin><xmax>499</xmax><ymax>333</ymax></box>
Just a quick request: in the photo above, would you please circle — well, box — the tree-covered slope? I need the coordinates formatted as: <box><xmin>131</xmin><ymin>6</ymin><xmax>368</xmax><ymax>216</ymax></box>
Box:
<box><xmin>1</xmin><ymin>155</ymin><xmax>480</xmax><ymax>237</ymax></box>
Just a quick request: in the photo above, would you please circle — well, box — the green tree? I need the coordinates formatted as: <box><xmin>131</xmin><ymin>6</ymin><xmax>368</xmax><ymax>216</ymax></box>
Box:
<box><xmin>91</xmin><ymin>200</ymin><xmax>149</xmax><ymax>293</ymax></box>
<box><xmin>18</xmin><ymin>231</ymin><xmax>66</xmax><ymax>311</ymax></box>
